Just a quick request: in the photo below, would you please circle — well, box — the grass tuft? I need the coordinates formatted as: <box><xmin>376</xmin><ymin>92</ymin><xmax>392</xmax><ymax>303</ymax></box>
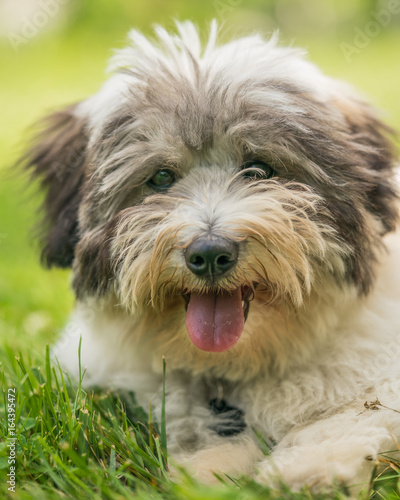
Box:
<box><xmin>0</xmin><ymin>345</ymin><xmax>170</xmax><ymax>499</ymax></box>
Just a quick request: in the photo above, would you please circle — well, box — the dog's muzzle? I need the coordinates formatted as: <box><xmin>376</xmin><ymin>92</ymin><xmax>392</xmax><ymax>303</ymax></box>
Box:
<box><xmin>183</xmin><ymin>236</ymin><xmax>251</xmax><ymax>353</ymax></box>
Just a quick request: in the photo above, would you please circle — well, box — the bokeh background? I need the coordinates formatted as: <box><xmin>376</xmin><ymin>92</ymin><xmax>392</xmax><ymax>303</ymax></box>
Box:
<box><xmin>1</xmin><ymin>0</ymin><xmax>399</xmax><ymax>355</ymax></box>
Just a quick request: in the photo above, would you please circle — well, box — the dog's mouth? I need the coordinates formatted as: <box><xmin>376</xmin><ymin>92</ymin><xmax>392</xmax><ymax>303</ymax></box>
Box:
<box><xmin>183</xmin><ymin>286</ymin><xmax>253</xmax><ymax>353</ymax></box>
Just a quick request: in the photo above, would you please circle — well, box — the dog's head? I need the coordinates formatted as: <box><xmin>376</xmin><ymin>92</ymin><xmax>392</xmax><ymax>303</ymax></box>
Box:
<box><xmin>26</xmin><ymin>22</ymin><xmax>398</xmax><ymax>353</ymax></box>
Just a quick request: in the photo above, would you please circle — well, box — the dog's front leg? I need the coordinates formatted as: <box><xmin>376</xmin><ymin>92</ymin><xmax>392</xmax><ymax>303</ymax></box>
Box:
<box><xmin>149</xmin><ymin>373</ymin><xmax>263</xmax><ymax>483</ymax></box>
<box><xmin>256</xmin><ymin>407</ymin><xmax>400</xmax><ymax>493</ymax></box>
<box><xmin>172</xmin><ymin>435</ymin><xmax>263</xmax><ymax>484</ymax></box>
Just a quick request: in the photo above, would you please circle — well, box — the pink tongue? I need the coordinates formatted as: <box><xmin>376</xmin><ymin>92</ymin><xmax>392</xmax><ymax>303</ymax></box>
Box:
<box><xmin>185</xmin><ymin>288</ymin><xmax>244</xmax><ymax>352</ymax></box>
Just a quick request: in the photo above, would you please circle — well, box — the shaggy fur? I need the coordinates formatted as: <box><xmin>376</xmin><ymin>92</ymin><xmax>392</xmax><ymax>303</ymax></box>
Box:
<box><xmin>26</xmin><ymin>21</ymin><xmax>400</xmax><ymax>494</ymax></box>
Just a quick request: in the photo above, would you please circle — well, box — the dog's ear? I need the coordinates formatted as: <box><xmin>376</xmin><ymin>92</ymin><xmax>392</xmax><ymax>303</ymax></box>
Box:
<box><xmin>25</xmin><ymin>104</ymin><xmax>89</xmax><ymax>268</ymax></box>
<box><xmin>334</xmin><ymin>94</ymin><xmax>399</xmax><ymax>234</ymax></box>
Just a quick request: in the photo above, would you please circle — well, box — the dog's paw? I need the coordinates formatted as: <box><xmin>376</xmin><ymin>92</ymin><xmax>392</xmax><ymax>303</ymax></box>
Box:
<box><xmin>255</xmin><ymin>439</ymin><xmax>376</xmax><ymax>494</ymax></box>
<box><xmin>172</xmin><ymin>438</ymin><xmax>263</xmax><ymax>484</ymax></box>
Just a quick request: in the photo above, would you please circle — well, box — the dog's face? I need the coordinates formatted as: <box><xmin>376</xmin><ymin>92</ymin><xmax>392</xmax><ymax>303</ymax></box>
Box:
<box><xmin>27</xmin><ymin>22</ymin><xmax>398</xmax><ymax>354</ymax></box>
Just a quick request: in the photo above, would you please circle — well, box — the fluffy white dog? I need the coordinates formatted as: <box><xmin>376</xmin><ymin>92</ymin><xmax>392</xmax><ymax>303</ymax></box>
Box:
<box><xmin>26</xmin><ymin>21</ymin><xmax>400</xmax><ymax>493</ymax></box>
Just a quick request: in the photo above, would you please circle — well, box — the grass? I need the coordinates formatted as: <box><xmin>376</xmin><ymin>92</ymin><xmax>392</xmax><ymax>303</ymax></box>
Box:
<box><xmin>1</xmin><ymin>344</ymin><xmax>399</xmax><ymax>499</ymax></box>
<box><xmin>1</xmin><ymin>7</ymin><xmax>400</xmax><ymax>499</ymax></box>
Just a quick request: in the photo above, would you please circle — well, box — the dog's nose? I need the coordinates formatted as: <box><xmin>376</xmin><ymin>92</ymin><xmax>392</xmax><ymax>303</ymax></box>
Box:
<box><xmin>185</xmin><ymin>237</ymin><xmax>238</xmax><ymax>278</ymax></box>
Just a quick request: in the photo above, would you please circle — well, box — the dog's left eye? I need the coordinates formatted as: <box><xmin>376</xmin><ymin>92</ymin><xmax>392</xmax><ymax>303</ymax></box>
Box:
<box><xmin>148</xmin><ymin>169</ymin><xmax>176</xmax><ymax>190</ymax></box>
<box><xmin>240</xmin><ymin>161</ymin><xmax>275</xmax><ymax>180</ymax></box>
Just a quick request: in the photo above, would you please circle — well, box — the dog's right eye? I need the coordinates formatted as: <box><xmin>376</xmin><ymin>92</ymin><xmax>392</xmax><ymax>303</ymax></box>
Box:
<box><xmin>240</xmin><ymin>161</ymin><xmax>275</xmax><ymax>180</ymax></box>
<box><xmin>148</xmin><ymin>169</ymin><xmax>176</xmax><ymax>190</ymax></box>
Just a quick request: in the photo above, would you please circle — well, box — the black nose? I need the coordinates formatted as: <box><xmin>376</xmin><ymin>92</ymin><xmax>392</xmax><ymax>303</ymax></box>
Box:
<box><xmin>185</xmin><ymin>237</ymin><xmax>239</xmax><ymax>278</ymax></box>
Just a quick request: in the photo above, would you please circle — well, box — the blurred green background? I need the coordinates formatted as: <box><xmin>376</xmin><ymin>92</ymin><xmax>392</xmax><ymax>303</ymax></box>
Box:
<box><xmin>0</xmin><ymin>0</ymin><xmax>399</xmax><ymax>355</ymax></box>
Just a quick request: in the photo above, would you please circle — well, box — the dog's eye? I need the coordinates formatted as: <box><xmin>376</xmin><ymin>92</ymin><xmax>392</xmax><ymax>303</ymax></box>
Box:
<box><xmin>240</xmin><ymin>161</ymin><xmax>275</xmax><ymax>180</ymax></box>
<box><xmin>148</xmin><ymin>169</ymin><xmax>176</xmax><ymax>190</ymax></box>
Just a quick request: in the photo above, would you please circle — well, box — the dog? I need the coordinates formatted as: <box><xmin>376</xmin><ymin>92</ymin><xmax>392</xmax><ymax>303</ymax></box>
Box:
<box><xmin>25</xmin><ymin>21</ymin><xmax>400</xmax><ymax>493</ymax></box>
